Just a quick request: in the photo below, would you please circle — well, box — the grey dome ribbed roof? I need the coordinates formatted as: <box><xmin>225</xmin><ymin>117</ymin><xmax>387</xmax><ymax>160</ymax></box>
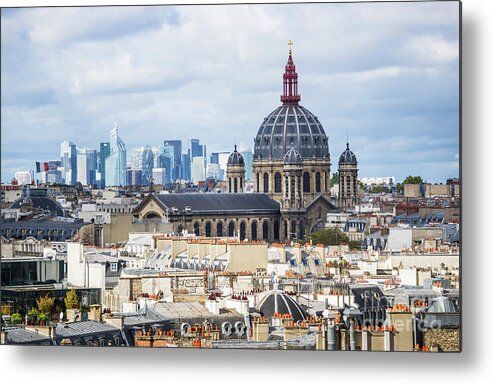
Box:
<box><xmin>284</xmin><ymin>147</ymin><xmax>302</xmax><ymax>165</ymax></box>
<box><xmin>257</xmin><ymin>290</ymin><xmax>307</xmax><ymax>321</ymax></box>
<box><xmin>227</xmin><ymin>145</ymin><xmax>244</xmax><ymax>165</ymax></box>
<box><xmin>339</xmin><ymin>143</ymin><xmax>357</xmax><ymax>165</ymax></box>
<box><xmin>254</xmin><ymin>105</ymin><xmax>329</xmax><ymax>161</ymax></box>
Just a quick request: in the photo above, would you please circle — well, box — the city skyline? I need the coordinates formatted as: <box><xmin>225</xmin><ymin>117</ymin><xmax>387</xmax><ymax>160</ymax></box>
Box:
<box><xmin>1</xmin><ymin>2</ymin><xmax>459</xmax><ymax>183</ymax></box>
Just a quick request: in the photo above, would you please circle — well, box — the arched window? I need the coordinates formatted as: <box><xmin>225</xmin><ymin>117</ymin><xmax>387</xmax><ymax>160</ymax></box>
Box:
<box><xmin>291</xmin><ymin>221</ymin><xmax>297</xmax><ymax>239</ymax></box>
<box><xmin>303</xmin><ymin>172</ymin><xmax>310</xmax><ymax>192</ymax></box>
<box><xmin>217</xmin><ymin>222</ymin><xmax>223</xmax><ymax>237</ymax></box>
<box><xmin>274</xmin><ymin>220</ymin><xmax>280</xmax><ymax>241</ymax></box>
<box><xmin>315</xmin><ymin>172</ymin><xmax>321</xmax><ymax>193</ymax></box>
<box><xmin>256</xmin><ymin>173</ymin><xmax>260</xmax><ymax>192</ymax></box>
<box><xmin>274</xmin><ymin>172</ymin><xmax>282</xmax><ymax>193</ymax></box>
<box><xmin>228</xmin><ymin>178</ymin><xmax>232</xmax><ymax>193</ymax></box>
<box><xmin>324</xmin><ymin>172</ymin><xmax>328</xmax><ymax>192</ymax></box>
<box><xmin>228</xmin><ymin>222</ymin><xmax>235</xmax><ymax>237</ymax></box>
<box><xmin>205</xmin><ymin>222</ymin><xmax>212</xmax><ymax>237</ymax></box>
<box><xmin>239</xmin><ymin>222</ymin><xmax>246</xmax><ymax>241</ymax></box>
<box><xmin>234</xmin><ymin>178</ymin><xmax>238</xmax><ymax>193</ymax></box>
<box><xmin>251</xmin><ymin>221</ymin><xmax>258</xmax><ymax>241</ymax></box>
<box><xmin>262</xmin><ymin>221</ymin><xmax>269</xmax><ymax>240</ymax></box>
<box><xmin>193</xmin><ymin>222</ymin><xmax>200</xmax><ymax>236</ymax></box>
<box><xmin>263</xmin><ymin>173</ymin><xmax>269</xmax><ymax>193</ymax></box>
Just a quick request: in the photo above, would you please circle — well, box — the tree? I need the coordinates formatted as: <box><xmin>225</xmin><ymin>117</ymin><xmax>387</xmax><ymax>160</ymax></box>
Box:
<box><xmin>309</xmin><ymin>227</ymin><xmax>350</xmax><ymax>246</ymax></box>
<box><xmin>368</xmin><ymin>185</ymin><xmax>386</xmax><ymax>194</ymax></box>
<box><xmin>402</xmin><ymin>175</ymin><xmax>424</xmax><ymax>185</ymax></box>
<box><xmin>64</xmin><ymin>289</ymin><xmax>79</xmax><ymax>310</ymax></box>
<box><xmin>330</xmin><ymin>172</ymin><xmax>339</xmax><ymax>187</ymax></box>
<box><xmin>10</xmin><ymin>313</ymin><xmax>22</xmax><ymax>324</ymax></box>
<box><xmin>36</xmin><ymin>293</ymin><xmax>54</xmax><ymax>316</ymax></box>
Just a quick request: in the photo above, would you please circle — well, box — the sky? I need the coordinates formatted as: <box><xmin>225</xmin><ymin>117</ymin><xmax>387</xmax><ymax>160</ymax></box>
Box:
<box><xmin>0</xmin><ymin>1</ymin><xmax>460</xmax><ymax>184</ymax></box>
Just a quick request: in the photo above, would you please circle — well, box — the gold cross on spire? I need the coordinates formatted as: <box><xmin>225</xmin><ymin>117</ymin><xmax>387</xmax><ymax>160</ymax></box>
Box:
<box><xmin>288</xmin><ymin>40</ymin><xmax>293</xmax><ymax>54</ymax></box>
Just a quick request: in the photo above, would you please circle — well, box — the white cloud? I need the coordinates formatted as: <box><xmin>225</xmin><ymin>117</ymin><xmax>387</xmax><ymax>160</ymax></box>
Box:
<box><xmin>1</xmin><ymin>2</ymin><xmax>460</xmax><ymax>183</ymax></box>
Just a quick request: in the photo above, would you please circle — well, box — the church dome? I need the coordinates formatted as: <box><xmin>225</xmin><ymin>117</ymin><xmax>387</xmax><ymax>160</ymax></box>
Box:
<box><xmin>257</xmin><ymin>290</ymin><xmax>307</xmax><ymax>322</ymax></box>
<box><xmin>284</xmin><ymin>147</ymin><xmax>302</xmax><ymax>165</ymax></box>
<box><xmin>227</xmin><ymin>145</ymin><xmax>244</xmax><ymax>165</ymax></box>
<box><xmin>253</xmin><ymin>47</ymin><xmax>329</xmax><ymax>161</ymax></box>
<box><xmin>339</xmin><ymin>143</ymin><xmax>357</xmax><ymax>165</ymax></box>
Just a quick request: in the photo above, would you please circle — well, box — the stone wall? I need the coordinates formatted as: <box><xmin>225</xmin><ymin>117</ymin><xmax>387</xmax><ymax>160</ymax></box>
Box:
<box><xmin>423</xmin><ymin>328</ymin><xmax>460</xmax><ymax>352</ymax></box>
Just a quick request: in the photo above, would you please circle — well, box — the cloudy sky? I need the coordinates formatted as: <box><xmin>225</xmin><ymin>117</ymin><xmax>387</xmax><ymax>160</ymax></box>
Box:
<box><xmin>1</xmin><ymin>1</ymin><xmax>460</xmax><ymax>183</ymax></box>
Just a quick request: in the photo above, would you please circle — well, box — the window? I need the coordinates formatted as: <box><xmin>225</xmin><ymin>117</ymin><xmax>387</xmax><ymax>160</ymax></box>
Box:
<box><xmin>251</xmin><ymin>221</ymin><xmax>258</xmax><ymax>241</ymax></box>
<box><xmin>263</xmin><ymin>173</ymin><xmax>269</xmax><ymax>193</ymax></box>
<box><xmin>110</xmin><ymin>263</ymin><xmax>118</xmax><ymax>272</ymax></box>
<box><xmin>274</xmin><ymin>220</ymin><xmax>280</xmax><ymax>241</ymax></box>
<box><xmin>194</xmin><ymin>222</ymin><xmax>200</xmax><ymax>236</ymax></box>
<box><xmin>303</xmin><ymin>172</ymin><xmax>310</xmax><ymax>193</ymax></box>
<box><xmin>228</xmin><ymin>222</ymin><xmax>235</xmax><ymax>237</ymax></box>
<box><xmin>262</xmin><ymin>221</ymin><xmax>269</xmax><ymax>240</ymax></box>
<box><xmin>315</xmin><ymin>172</ymin><xmax>321</xmax><ymax>193</ymax></box>
<box><xmin>205</xmin><ymin>222</ymin><xmax>212</xmax><ymax>237</ymax></box>
<box><xmin>274</xmin><ymin>172</ymin><xmax>282</xmax><ymax>193</ymax></box>
<box><xmin>239</xmin><ymin>222</ymin><xmax>246</xmax><ymax>241</ymax></box>
<box><xmin>234</xmin><ymin>178</ymin><xmax>238</xmax><ymax>193</ymax></box>
<box><xmin>217</xmin><ymin>222</ymin><xmax>223</xmax><ymax>237</ymax></box>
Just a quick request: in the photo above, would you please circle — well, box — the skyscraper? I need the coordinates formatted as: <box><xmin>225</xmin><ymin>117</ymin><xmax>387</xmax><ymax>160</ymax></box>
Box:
<box><xmin>156</xmin><ymin>149</ymin><xmax>172</xmax><ymax>184</ymax></box>
<box><xmin>141</xmin><ymin>145</ymin><xmax>154</xmax><ymax>185</ymax></box>
<box><xmin>105</xmin><ymin>124</ymin><xmax>127</xmax><ymax>187</ymax></box>
<box><xmin>239</xmin><ymin>147</ymin><xmax>253</xmax><ymax>181</ymax></box>
<box><xmin>191</xmin><ymin>156</ymin><xmax>206</xmax><ymax>183</ymax></box>
<box><xmin>163</xmin><ymin>140</ymin><xmax>182</xmax><ymax>180</ymax></box>
<box><xmin>189</xmin><ymin>138</ymin><xmax>206</xmax><ymax>159</ymax></box>
<box><xmin>99</xmin><ymin>142</ymin><xmax>110</xmax><ymax>188</ymax></box>
<box><xmin>77</xmin><ymin>148</ymin><xmax>90</xmax><ymax>186</ymax></box>
<box><xmin>181</xmin><ymin>153</ymin><xmax>191</xmax><ymax>182</ymax></box>
<box><xmin>60</xmin><ymin>140</ymin><xmax>77</xmax><ymax>185</ymax></box>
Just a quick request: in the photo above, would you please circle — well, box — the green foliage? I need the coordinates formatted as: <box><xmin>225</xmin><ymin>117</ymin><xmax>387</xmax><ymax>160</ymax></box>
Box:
<box><xmin>402</xmin><ymin>175</ymin><xmax>424</xmax><ymax>185</ymax></box>
<box><xmin>368</xmin><ymin>185</ymin><xmax>386</xmax><ymax>194</ymax></box>
<box><xmin>36</xmin><ymin>293</ymin><xmax>54</xmax><ymax>315</ymax></box>
<box><xmin>309</xmin><ymin>227</ymin><xmax>350</xmax><ymax>246</ymax></box>
<box><xmin>27</xmin><ymin>307</ymin><xmax>39</xmax><ymax>320</ymax></box>
<box><xmin>37</xmin><ymin>313</ymin><xmax>49</xmax><ymax>323</ymax></box>
<box><xmin>330</xmin><ymin>172</ymin><xmax>339</xmax><ymax>187</ymax></box>
<box><xmin>64</xmin><ymin>289</ymin><xmax>79</xmax><ymax>310</ymax></box>
<box><xmin>396</xmin><ymin>183</ymin><xmax>404</xmax><ymax>193</ymax></box>
<box><xmin>10</xmin><ymin>313</ymin><xmax>22</xmax><ymax>324</ymax></box>
<box><xmin>349</xmin><ymin>240</ymin><xmax>362</xmax><ymax>250</ymax></box>
<box><xmin>357</xmin><ymin>180</ymin><xmax>366</xmax><ymax>191</ymax></box>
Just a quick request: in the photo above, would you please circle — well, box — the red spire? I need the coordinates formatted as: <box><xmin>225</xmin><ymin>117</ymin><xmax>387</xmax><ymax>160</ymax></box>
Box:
<box><xmin>281</xmin><ymin>40</ymin><xmax>301</xmax><ymax>105</ymax></box>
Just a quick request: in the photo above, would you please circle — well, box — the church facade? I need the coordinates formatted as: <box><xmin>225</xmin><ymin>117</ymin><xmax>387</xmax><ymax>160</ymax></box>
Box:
<box><xmin>134</xmin><ymin>45</ymin><xmax>359</xmax><ymax>242</ymax></box>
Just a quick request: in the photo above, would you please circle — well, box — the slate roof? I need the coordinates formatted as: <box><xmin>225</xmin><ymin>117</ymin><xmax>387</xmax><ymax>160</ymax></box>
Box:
<box><xmin>153</xmin><ymin>193</ymin><xmax>280</xmax><ymax>214</ymax></box>
<box><xmin>55</xmin><ymin>320</ymin><xmax>121</xmax><ymax>339</ymax></box>
<box><xmin>349</xmin><ymin>285</ymin><xmax>389</xmax><ymax>310</ymax></box>
<box><xmin>0</xmin><ymin>220</ymin><xmax>90</xmax><ymax>241</ymax></box>
<box><xmin>5</xmin><ymin>327</ymin><xmax>54</xmax><ymax>345</ymax></box>
<box><xmin>10</xmin><ymin>196</ymin><xmax>64</xmax><ymax>217</ymax></box>
<box><xmin>257</xmin><ymin>290</ymin><xmax>307</xmax><ymax>321</ymax></box>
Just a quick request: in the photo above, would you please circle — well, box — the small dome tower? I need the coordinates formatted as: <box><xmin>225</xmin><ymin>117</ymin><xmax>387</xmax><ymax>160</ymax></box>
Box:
<box><xmin>226</xmin><ymin>145</ymin><xmax>245</xmax><ymax>193</ymax></box>
<box><xmin>338</xmin><ymin>142</ymin><xmax>359</xmax><ymax>209</ymax></box>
